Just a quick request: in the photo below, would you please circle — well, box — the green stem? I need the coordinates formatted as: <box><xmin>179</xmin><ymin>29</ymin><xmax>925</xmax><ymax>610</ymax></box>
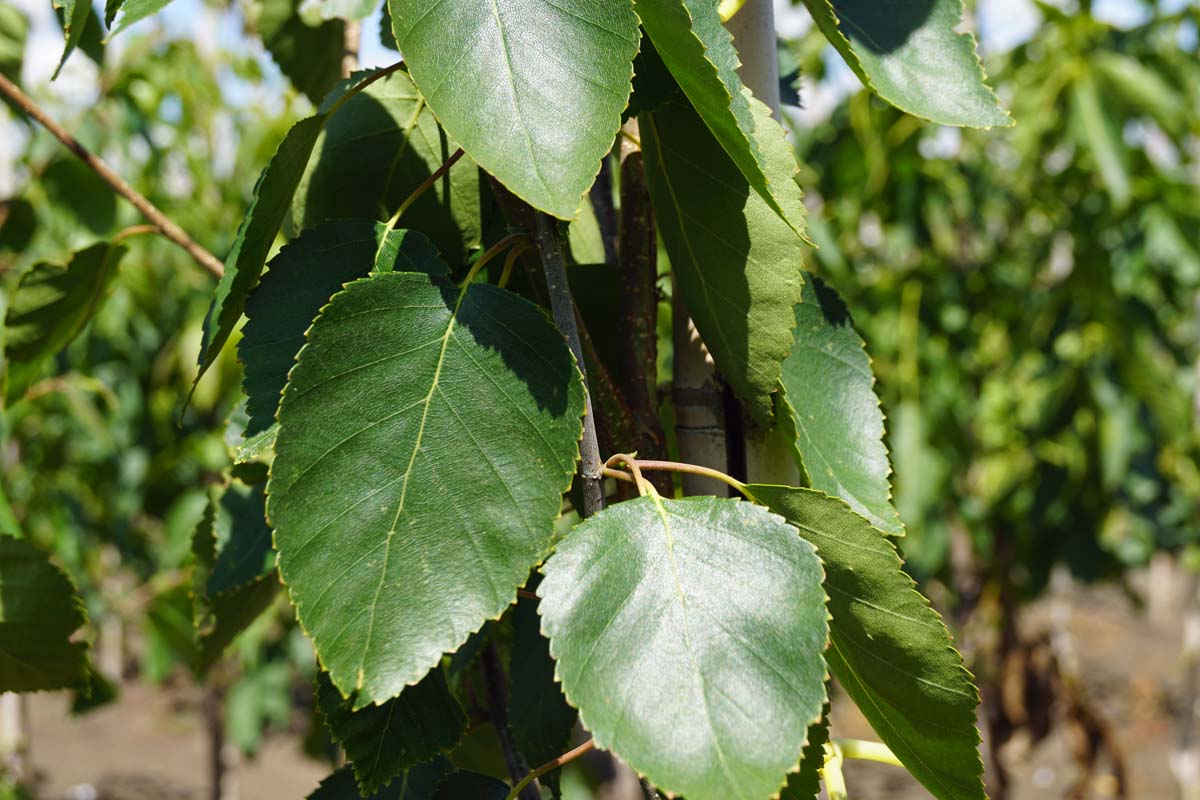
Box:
<box><xmin>504</xmin><ymin>739</ymin><xmax>595</xmax><ymax>800</ymax></box>
<box><xmin>624</xmin><ymin>459</ymin><xmax>747</xmax><ymax>496</ymax></box>
<box><xmin>382</xmin><ymin>147</ymin><xmax>465</xmax><ymax>233</ymax></box>
<box><xmin>835</xmin><ymin>738</ymin><xmax>903</xmax><ymax>767</ymax></box>
<box><xmin>823</xmin><ymin>741</ymin><xmax>848</xmax><ymax>800</ymax></box>
<box><xmin>461</xmin><ymin>234</ymin><xmax>529</xmax><ymax>287</ymax></box>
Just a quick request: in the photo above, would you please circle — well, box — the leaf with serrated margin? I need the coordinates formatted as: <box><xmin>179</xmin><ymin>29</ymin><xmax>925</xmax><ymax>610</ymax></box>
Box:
<box><xmin>388</xmin><ymin>0</ymin><xmax>639</xmax><ymax>219</ymax></box>
<box><xmin>779</xmin><ymin>274</ymin><xmax>901</xmax><ymax>535</ymax></box>
<box><xmin>288</xmin><ymin>71</ymin><xmax>481</xmax><ymax>266</ymax></box>
<box><xmin>0</xmin><ymin>535</ymin><xmax>89</xmax><ymax>691</ymax></box>
<box><xmin>746</xmin><ymin>485</ymin><xmax>985</xmax><ymax>800</ymax></box>
<box><xmin>779</xmin><ymin>702</ymin><xmax>830</xmax><ymax>800</ymax></box>
<box><xmin>308</xmin><ymin>757</ymin><xmax>453</xmax><ymax>800</ymax></box>
<box><xmin>642</xmin><ymin>97</ymin><xmax>804</xmax><ymax>424</ymax></box>
<box><xmin>510</xmin><ymin>578</ymin><xmax>575</xmax><ymax>799</ymax></box>
<box><xmin>800</xmin><ymin>0</ymin><xmax>1010</xmax><ymax>128</ymax></box>
<box><xmin>539</xmin><ymin>495</ymin><xmax>828</xmax><ymax>800</ymax></box>
<box><xmin>255</xmin><ymin>0</ymin><xmax>345</xmax><ymax>104</ymax></box>
<box><xmin>634</xmin><ymin>0</ymin><xmax>804</xmax><ymax>231</ymax></box>
<box><xmin>317</xmin><ymin>667</ymin><xmax>465</xmax><ymax>795</ymax></box>
<box><xmin>191</xmin><ymin>483</ymin><xmax>279</xmax><ymax>673</ymax></box>
<box><xmin>194</xmin><ymin>68</ymin><xmax>397</xmax><ymax>389</ymax></box>
<box><xmin>269</xmin><ymin>271</ymin><xmax>584</xmax><ymax>705</ymax></box>
<box><xmin>51</xmin><ymin>0</ymin><xmax>91</xmax><ymax>79</ymax></box>
<box><xmin>239</xmin><ymin>221</ymin><xmax>444</xmax><ymax>438</ymax></box>
<box><xmin>4</xmin><ymin>242</ymin><xmax>126</xmax><ymax>403</ymax></box>
<box><xmin>106</xmin><ymin>0</ymin><xmax>177</xmax><ymax>38</ymax></box>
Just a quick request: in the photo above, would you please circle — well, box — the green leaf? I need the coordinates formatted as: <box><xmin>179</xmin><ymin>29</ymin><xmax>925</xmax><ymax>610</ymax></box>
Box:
<box><xmin>431</xmin><ymin>771</ymin><xmax>510</xmax><ymax>800</ymax></box>
<box><xmin>309</xmin><ymin>759</ymin><xmax>453</xmax><ymax>800</ymax></box>
<box><xmin>317</xmin><ymin>668</ymin><xmax>467</xmax><ymax>794</ymax></box>
<box><xmin>634</xmin><ymin>0</ymin><xmax>803</xmax><ymax>231</ymax></box>
<box><xmin>104</xmin><ymin>0</ymin><xmax>122</xmax><ymax>26</ymax></box>
<box><xmin>0</xmin><ymin>535</ymin><xmax>90</xmax><ymax>691</ymax></box>
<box><xmin>255</xmin><ymin>0</ymin><xmax>345</xmax><ymax>104</ymax></box>
<box><xmin>641</xmin><ymin>97</ymin><xmax>804</xmax><ymax>423</ymax></box>
<box><xmin>745</xmin><ymin>486</ymin><xmax>985</xmax><ymax>800</ymax></box>
<box><xmin>799</xmin><ymin>0</ymin><xmax>1010</xmax><ymax>128</ymax></box>
<box><xmin>510</xmin><ymin>580</ymin><xmax>575</xmax><ymax>799</ymax></box>
<box><xmin>51</xmin><ymin>0</ymin><xmax>92</xmax><ymax>80</ymax></box>
<box><xmin>4</xmin><ymin>242</ymin><xmax>127</xmax><ymax>402</ymax></box>
<box><xmin>1072</xmin><ymin>71</ymin><xmax>1130</xmax><ymax>210</ymax></box>
<box><xmin>191</xmin><ymin>483</ymin><xmax>279</xmax><ymax>673</ymax></box>
<box><xmin>539</xmin><ymin>495</ymin><xmax>829</xmax><ymax>800</ymax></box>
<box><xmin>778</xmin><ymin>704</ymin><xmax>830</xmax><ymax>800</ymax></box>
<box><xmin>42</xmin><ymin>157</ymin><xmax>117</xmax><ymax>235</ymax></box>
<box><xmin>300</xmin><ymin>0</ymin><xmax>378</xmax><ymax>23</ymax></box>
<box><xmin>269</xmin><ymin>271</ymin><xmax>584</xmax><ymax>704</ymax></box>
<box><xmin>239</xmin><ymin>221</ymin><xmax>444</xmax><ymax>438</ymax></box>
<box><xmin>388</xmin><ymin>0</ymin><xmax>639</xmax><ymax>219</ymax></box>
<box><xmin>106</xmin><ymin>0</ymin><xmax>177</xmax><ymax>38</ymax></box>
<box><xmin>288</xmin><ymin>70</ymin><xmax>481</xmax><ymax>266</ymax></box>
<box><xmin>194</xmin><ymin>69</ymin><xmax>391</xmax><ymax>388</ymax></box>
<box><xmin>779</xmin><ymin>274</ymin><xmax>901</xmax><ymax>535</ymax></box>
<box><xmin>0</xmin><ymin>482</ymin><xmax>18</xmax><ymax>538</ymax></box>
<box><xmin>0</xmin><ymin>8</ymin><xmax>27</xmax><ymax>118</ymax></box>
<box><xmin>0</xmin><ymin>199</ymin><xmax>37</xmax><ymax>253</ymax></box>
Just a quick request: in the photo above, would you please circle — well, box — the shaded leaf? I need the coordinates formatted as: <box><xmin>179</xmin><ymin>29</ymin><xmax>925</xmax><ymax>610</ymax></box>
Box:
<box><xmin>431</xmin><ymin>771</ymin><xmax>509</xmax><ymax>800</ymax></box>
<box><xmin>388</xmin><ymin>0</ymin><xmax>639</xmax><ymax>219</ymax></box>
<box><xmin>255</xmin><ymin>0</ymin><xmax>345</xmax><ymax>104</ymax></box>
<box><xmin>317</xmin><ymin>668</ymin><xmax>466</xmax><ymax>794</ymax></box>
<box><xmin>634</xmin><ymin>0</ymin><xmax>803</xmax><ymax>231</ymax></box>
<box><xmin>268</xmin><ymin>271</ymin><xmax>584</xmax><ymax>704</ymax></box>
<box><xmin>779</xmin><ymin>274</ymin><xmax>901</xmax><ymax>534</ymax></box>
<box><xmin>1072</xmin><ymin>70</ymin><xmax>1130</xmax><ymax>209</ymax></box>
<box><xmin>4</xmin><ymin>242</ymin><xmax>127</xmax><ymax>402</ymax></box>
<box><xmin>51</xmin><ymin>0</ymin><xmax>92</xmax><ymax>79</ymax></box>
<box><xmin>539</xmin><ymin>495</ymin><xmax>828</xmax><ymax>800</ymax></box>
<box><xmin>239</xmin><ymin>221</ymin><xmax>444</xmax><ymax>438</ymax></box>
<box><xmin>800</xmin><ymin>0</ymin><xmax>1010</xmax><ymax>128</ymax></box>
<box><xmin>0</xmin><ymin>7</ymin><xmax>27</xmax><ymax>118</ymax></box>
<box><xmin>746</xmin><ymin>485</ymin><xmax>985</xmax><ymax>800</ymax></box>
<box><xmin>778</xmin><ymin>703</ymin><xmax>830</xmax><ymax>800</ymax></box>
<box><xmin>642</xmin><ymin>97</ymin><xmax>804</xmax><ymax>423</ymax></box>
<box><xmin>308</xmin><ymin>759</ymin><xmax>453</xmax><ymax>800</ymax></box>
<box><xmin>0</xmin><ymin>535</ymin><xmax>89</xmax><ymax>691</ymax></box>
<box><xmin>288</xmin><ymin>70</ymin><xmax>481</xmax><ymax>265</ymax></box>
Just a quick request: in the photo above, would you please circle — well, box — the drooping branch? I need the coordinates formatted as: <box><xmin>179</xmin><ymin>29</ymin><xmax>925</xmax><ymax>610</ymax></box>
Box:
<box><xmin>534</xmin><ymin>213</ymin><xmax>606</xmax><ymax>518</ymax></box>
<box><xmin>0</xmin><ymin>73</ymin><xmax>225</xmax><ymax>279</ymax></box>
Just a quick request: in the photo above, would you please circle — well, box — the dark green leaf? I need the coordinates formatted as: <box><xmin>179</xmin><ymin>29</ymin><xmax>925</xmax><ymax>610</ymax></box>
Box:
<box><xmin>388</xmin><ymin>0</ymin><xmax>639</xmax><ymax>219</ymax></box>
<box><xmin>51</xmin><ymin>0</ymin><xmax>92</xmax><ymax>79</ymax></box>
<box><xmin>255</xmin><ymin>0</ymin><xmax>345</xmax><ymax>104</ymax></box>
<box><xmin>317</xmin><ymin>668</ymin><xmax>466</xmax><ymax>794</ymax></box>
<box><xmin>0</xmin><ymin>199</ymin><xmax>37</xmax><ymax>253</ymax></box>
<box><xmin>71</xmin><ymin>667</ymin><xmax>118</xmax><ymax>714</ymax></box>
<box><xmin>779</xmin><ymin>274</ymin><xmax>901</xmax><ymax>534</ymax></box>
<box><xmin>0</xmin><ymin>535</ymin><xmax>89</xmax><ymax>691</ymax></box>
<box><xmin>288</xmin><ymin>71</ymin><xmax>481</xmax><ymax>266</ymax></box>
<box><xmin>778</xmin><ymin>703</ymin><xmax>830</xmax><ymax>800</ymax></box>
<box><xmin>269</xmin><ymin>271</ymin><xmax>584</xmax><ymax>704</ymax></box>
<box><xmin>746</xmin><ymin>485</ymin><xmax>985</xmax><ymax>800</ymax></box>
<box><xmin>800</xmin><ymin>0</ymin><xmax>1009</xmax><ymax>128</ymax></box>
<box><xmin>642</xmin><ymin>97</ymin><xmax>804</xmax><ymax>423</ymax></box>
<box><xmin>0</xmin><ymin>7</ymin><xmax>27</xmax><ymax>118</ymax></box>
<box><xmin>239</xmin><ymin>221</ymin><xmax>444</xmax><ymax>438</ymax></box>
<box><xmin>308</xmin><ymin>759</ymin><xmax>453</xmax><ymax>800</ymax></box>
<box><xmin>42</xmin><ymin>157</ymin><xmax>117</xmax><ymax>234</ymax></box>
<box><xmin>4</xmin><ymin>242</ymin><xmax>127</xmax><ymax>402</ymax></box>
<box><xmin>539</xmin><ymin>495</ymin><xmax>828</xmax><ymax>800</ymax></box>
<box><xmin>634</xmin><ymin>0</ymin><xmax>803</xmax><ymax>231</ymax></box>
<box><xmin>1072</xmin><ymin>71</ymin><xmax>1130</xmax><ymax>209</ymax></box>
<box><xmin>431</xmin><ymin>771</ymin><xmax>509</xmax><ymax>800</ymax></box>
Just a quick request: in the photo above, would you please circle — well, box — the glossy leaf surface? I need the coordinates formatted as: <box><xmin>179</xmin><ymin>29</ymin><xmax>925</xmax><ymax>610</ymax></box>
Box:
<box><xmin>539</xmin><ymin>495</ymin><xmax>828</xmax><ymax>800</ymax></box>
<box><xmin>388</xmin><ymin>0</ymin><xmax>639</xmax><ymax>219</ymax></box>
<box><xmin>269</xmin><ymin>271</ymin><xmax>584</xmax><ymax>704</ymax></box>
<box><xmin>800</xmin><ymin>0</ymin><xmax>1010</xmax><ymax>128</ymax></box>
<box><xmin>780</xmin><ymin>275</ymin><xmax>901</xmax><ymax>534</ymax></box>
<box><xmin>747</xmin><ymin>485</ymin><xmax>984</xmax><ymax>800</ymax></box>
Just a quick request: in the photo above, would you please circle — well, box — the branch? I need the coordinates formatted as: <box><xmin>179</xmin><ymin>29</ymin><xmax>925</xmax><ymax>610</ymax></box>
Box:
<box><xmin>534</xmin><ymin>213</ymin><xmax>605</xmax><ymax>518</ymax></box>
<box><xmin>481</xmin><ymin>641</ymin><xmax>540</xmax><ymax>800</ymax></box>
<box><xmin>0</xmin><ymin>72</ymin><xmax>225</xmax><ymax>279</ymax></box>
<box><xmin>505</xmin><ymin>739</ymin><xmax>596</xmax><ymax>800</ymax></box>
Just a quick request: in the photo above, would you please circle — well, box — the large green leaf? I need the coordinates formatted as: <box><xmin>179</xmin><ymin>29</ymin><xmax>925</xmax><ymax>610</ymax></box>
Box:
<box><xmin>0</xmin><ymin>535</ymin><xmax>89</xmax><ymax>691</ymax></box>
<box><xmin>539</xmin><ymin>495</ymin><xmax>828</xmax><ymax>800</ymax></box>
<box><xmin>317</xmin><ymin>667</ymin><xmax>466</xmax><ymax>795</ymax></box>
<box><xmin>308</xmin><ymin>758</ymin><xmax>453</xmax><ymax>800</ymax></box>
<box><xmin>779</xmin><ymin>274</ymin><xmax>901</xmax><ymax>534</ymax></box>
<box><xmin>800</xmin><ymin>0</ymin><xmax>1010</xmax><ymax>128</ymax></box>
<box><xmin>746</xmin><ymin>486</ymin><xmax>984</xmax><ymax>800</ymax></box>
<box><xmin>634</xmin><ymin>0</ymin><xmax>803</xmax><ymax>231</ymax></box>
<box><xmin>642</xmin><ymin>97</ymin><xmax>804</xmax><ymax>423</ymax></box>
<box><xmin>269</xmin><ymin>271</ymin><xmax>584</xmax><ymax>704</ymax></box>
<box><xmin>51</xmin><ymin>0</ymin><xmax>91</xmax><ymax>79</ymax></box>
<box><xmin>4</xmin><ymin>242</ymin><xmax>127</xmax><ymax>402</ymax></box>
<box><xmin>191</xmin><ymin>482</ymin><xmax>279</xmax><ymax>673</ymax></box>
<box><xmin>255</xmin><ymin>0</ymin><xmax>345</xmax><ymax>104</ymax></box>
<box><xmin>239</xmin><ymin>221</ymin><xmax>443</xmax><ymax>438</ymax></box>
<box><xmin>195</xmin><ymin>69</ymin><xmax>393</xmax><ymax>387</ymax></box>
<box><xmin>388</xmin><ymin>0</ymin><xmax>639</xmax><ymax>219</ymax></box>
<box><xmin>288</xmin><ymin>71</ymin><xmax>481</xmax><ymax>265</ymax></box>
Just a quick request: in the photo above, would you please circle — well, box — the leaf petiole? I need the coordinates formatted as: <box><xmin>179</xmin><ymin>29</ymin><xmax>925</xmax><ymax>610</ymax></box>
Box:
<box><xmin>504</xmin><ymin>739</ymin><xmax>595</xmax><ymax>800</ymax></box>
<box><xmin>460</xmin><ymin>234</ymin><xmax>530</xmax><ymax>288</ymax></box>
<box><xmin>603</xmin><ymin>457</ymin><xmax>748</xmax><ymax>496</ymax></box>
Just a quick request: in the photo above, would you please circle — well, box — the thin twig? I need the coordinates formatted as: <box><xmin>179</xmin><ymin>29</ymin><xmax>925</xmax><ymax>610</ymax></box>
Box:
<box><xmin>605</xmin><ymin>458</ymin><xmax>746</xmax><ymax>495</ymax></box>
<box><xmin>505</xmin><ymin>739</ymin><xmax>596</xmax><ymax>800</ymax></box>
<box><xmin>385</xmin><ymin>148</ymin><xmax>465</xmax><ymax>230</ymax></box>
<box><xmin>534</xmin><ymin>213</ymin><xmax>605</xmax><ymax>518</ymax></box>
<box><xmin>0</xmin><ymin>72</ymin><xmax>225</xmax><ymax>279</ymax></box>
<box><xmin>481</xmin><ymin>642</ymin><xmax>540</xmax><ymax>800</ymax></box>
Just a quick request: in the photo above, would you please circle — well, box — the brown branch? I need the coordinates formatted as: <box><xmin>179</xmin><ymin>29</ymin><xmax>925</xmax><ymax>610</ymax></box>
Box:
<box><xmin>481</xmin><ymin>641</ymin><xmax>541</xmax><ymax>800</ymax></box>
<box><xmin>0</xmin><ymin>72</ymin><xmax>225</xmax><ymax>279</ymax></box>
